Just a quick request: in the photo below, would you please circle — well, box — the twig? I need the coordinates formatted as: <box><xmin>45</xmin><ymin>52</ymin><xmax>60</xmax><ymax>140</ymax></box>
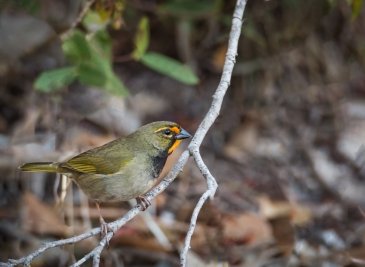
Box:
<box><xmin>61</xmin><ymin>0</ymin><xmax>96</xmax><ymax>40</ymax></box>
<box><xmin>180</xmin><ymin>151</ymin><xmax>218</xmax><ymax>266</ymax></box>
<box><xmin>1</xmin><ymin>0</ymin><xmax>247</xmax><ymax>266</ymax></box>
<box><xmin>181</xmin><ymin>1</ymin><xmax>246</xmax><ymax>265</ymax></box>
<box><xmin>6</xmin><ymin>227</ymin><xmax>101</xmax><ymax>266</ymax></box>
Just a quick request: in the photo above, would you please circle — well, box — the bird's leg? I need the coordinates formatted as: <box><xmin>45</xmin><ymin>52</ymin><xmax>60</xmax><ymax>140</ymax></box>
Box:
<box><xmin>96</xmin><ymin>202</ymin><xmax>114</xmax><ymax>240</ymax></box>
<box><xmin>136</xmin><ymin>196</ymin><xmax>151</xmax><ymax>211</ymax></box>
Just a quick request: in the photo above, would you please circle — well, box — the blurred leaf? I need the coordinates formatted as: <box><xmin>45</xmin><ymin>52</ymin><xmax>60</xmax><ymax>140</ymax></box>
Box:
<box><xmin>351</xmin><ymin>0</ymin><xmax>363</xmax><ymax>19</ymax></box>
<box><xmin>111</xmin><ymin>0</ymin><xmax>125</xmax><ymax>29</ymax></box>
<box><xmin>94</xmin><ymin>0</ymin><xmax>125</xmax><ymax>29</ymax></box>
<box><xmin>78</xmin><ymin>55</ymin><xmax>128</xmax><ymax>96</ymax></box>
<box><xmin>34</xmin><ymin>67</ymin><xmax>76</xmax><ymax>92</ymax></box>
<box><xmin>94</xmin><ymin>2</ymin><xmax>113</xmax><ymax>21</ymax></box>
<box><xmin>222</xmin><ymin>213</ymin><xmax>273</xmax><ymax>247</ymax></box>
<box><xmin>104</xmin><ymin>72</ymin><xmax>129</xmax><ymax>96</ymax></box>
<box><xmin>212</xmin><ymin>44</ymin><xmax>227</xmax><ymax>71</ymax></box>
<box><xmin>78</xmin><ymin>62</ymin><xmax>107</xmax><ymax>87</ymax></box>
<box><xmin>90</xmin><ymin>30</ymin><xmax>112</xmax><ymax>60</ymax></box>
<box><xmin>132</xmin><ymin>17</ymin><xmax>150</xmax><ymax>60</ymax></box>
<box><xmin>62</xmin><ymin>30</ymin><xmax>92</xmax><ymax>64</ymax></box>
<box><xmin>141</xmin><ymin>52</ymin><xmax>199</xmax><ymax>85</ymax></box>
<box><xmin>36</xmin><ymin>25</ymin><xmax>127</xmax><ymax>95</ymax></box>
<box><xmin>83</xmin><ymin>10</ymin><xmax>109</xmax><ymax>32</ymax></box>
<box><xmin>61</xmin><ymin>30</ymin><xmax>127</xmax><ymax>95</ymax></box>
<box><xmin>22</xmin><ymin>192</ymin><xmax>71</xmax><ymax>236</ymax></box>
<box><xmin>159</xmin><ymin>0</ymin><xmax>220</xmax><ymax>18</ymax></box>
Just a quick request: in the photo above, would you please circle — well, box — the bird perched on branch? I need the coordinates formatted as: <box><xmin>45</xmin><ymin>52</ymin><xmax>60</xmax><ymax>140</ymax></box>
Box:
<box><xmin>19</xmin><ymin>121</ymin><xmax>191</xmax><ymax>235</ymax></box>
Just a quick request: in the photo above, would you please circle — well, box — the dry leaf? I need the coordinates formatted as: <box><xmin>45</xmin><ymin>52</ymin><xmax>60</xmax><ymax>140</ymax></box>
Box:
<box><xmin>111</xmin><ymin>217</ymin><xmax>172</xmax><ymax>252</ymax></box>
<box><xmin>258</xmin><ymin>196</ymin><xmax>312</xmax><ymax>256</ymax></box>
<box><xmin>224</xmin><ymin>123</ymin><xmax>258</xmax><ymax>162</ymax></box>
<box><xmin>212</xmin><ymin>44</ymin><xmax>227</xmax><ymax>71</ymax></box>
<box><xmin>258</xmin><ymin>195</ymin><xmax>292</xmax><ymax>219</ymax></box>
<box><xmin>222</xmin><ymin>213</ymin><xmax>273</xmax><ymax>247</ymax></box>
<box><xmin>21</xmin><ymin>192</ymin><xmax>71</xmax><ymax>236</ymax></box>
<box><xmin>258</xmin><ymin>195</ymin><xmax>312</xmax><ymax>225</ymax></box>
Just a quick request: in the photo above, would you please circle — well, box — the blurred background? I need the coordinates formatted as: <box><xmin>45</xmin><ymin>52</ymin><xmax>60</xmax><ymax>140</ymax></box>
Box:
<box><xmin>1</xmin><ymin>0</ymin><xmax>365</xmax><ymax>266</ymax></box>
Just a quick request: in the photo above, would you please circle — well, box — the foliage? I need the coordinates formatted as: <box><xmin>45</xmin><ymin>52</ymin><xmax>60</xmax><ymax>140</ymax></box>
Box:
<box><xmin>350</xmin><ymin>0</ymin><xmax>364</xmax><ymax>19</ymax></box>
<box><xmin>141</xmin><ymin>52</ymin><xmax>199</xmax><ymax>85</ymax></box>
<box><xmin>35</xmin><ymin>28</ymin><xmax>128</xmax><ymax>96</ymax></box>
<box><xmin>131</xmin><ymin>17</ymin><xmax>199</xmax><ymax>85</ymax></box>
<box><xmin>34</xmin><ymin>67</ymin><xmax>76</xmax><ymax>92</ymax></box>
<box><xmin>131</xmin><ymin>17</ymin><xmax>150</xmax><ymax>60</ymax></box>
<box><xmin>34</xmin><ymin>1</ymin><xmax>200</xmax><ymax>95</ymax></box>
<box><xmin>34</xmin><ymin>6</ymin><xmax>128</xmax><ymax>96</ymax></box>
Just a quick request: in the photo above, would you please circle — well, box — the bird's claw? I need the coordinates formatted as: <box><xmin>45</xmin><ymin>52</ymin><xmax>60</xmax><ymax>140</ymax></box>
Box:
<box><xmin>136</xmin><ymin>196</ymin><xmax>151</xmax><ymax>211</ymax></box>
<box><xmin>99</xmin><ymin>217</ymin><xmax>114</xmax><ymax>245</ymax></box>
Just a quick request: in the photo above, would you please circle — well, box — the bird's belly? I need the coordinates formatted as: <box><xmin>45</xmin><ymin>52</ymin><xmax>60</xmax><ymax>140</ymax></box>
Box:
<box><xmin>74</xmin><ymin>172</ymin><xmax>156</xmax><ymax>202</ymax></box>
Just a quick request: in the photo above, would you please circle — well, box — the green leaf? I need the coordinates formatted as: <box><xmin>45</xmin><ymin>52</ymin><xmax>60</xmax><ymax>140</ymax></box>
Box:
<box><xmin>34</xmin><ymin>67</ymin><xmax>76</xmax><ymax>92</ymax></box>
<box><xmin>62</xmin><ymin>30</ymin><xmax>92</xmax><ymax>64</ymax></box>
<box><xmin>82</xmin><ymin>10</ymin><xmax>109</xmax><ymax>32</ymax></box>
<box><xmin>351</xmin><ymin>0</ymin><xmax>363</xmax><ymax>19</ymax></box>
<box><xmin>90</xmin><ymin>30</ymin><xmax>112</xmax><ymax>60</ymax></box>
<box><xmin>132</xmin><ymin>17</ymin><xmax>150</xmax><ymax>60</ymax></box>
<box><xmin>78</xmin><ymin>55</ymin><xmax>128</xmax><ymax>96</ymax></box>
<box><xmin>78</xmin><ymin>62</ymin><xmax>107</xmax><ymax>87</ymax></box>
<box><xmin>57</xmin><ymin>28</ymin><xmax>128</xmax><ymax>96</ymax></box>
<box><xmin>141</xmin><ymin>52</ymin><xmax>199</xmax><ymax>85</ymax></box>
<box><xmin>104</xmin><ymin>73</ymin><xmax>129</xmax><ymax>96</ymax></box>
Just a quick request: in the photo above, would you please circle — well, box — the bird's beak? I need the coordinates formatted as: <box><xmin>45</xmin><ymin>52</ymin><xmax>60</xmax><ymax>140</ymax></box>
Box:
<box><xmin>175</xmin><ymin>128</ymin><xmax>192</xmax><ymax>140</ymax></box>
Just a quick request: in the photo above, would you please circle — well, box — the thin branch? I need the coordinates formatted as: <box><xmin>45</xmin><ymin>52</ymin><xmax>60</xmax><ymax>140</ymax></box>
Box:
<box><xmin>6</xmin><ymin>228</ymin><xmax>101</xmax><ymax>266</ymax></box>
<box><xmin>92</xmin><ymin>242</ymin><xmax>105</xmax><ymax>267</ymax></box>
<box><xmin>61</xmin><ymin>0</ymin><xmax>96</xmax><ymax>40</ymax></box>
<box><xmin>1</xmin><ymin>0</ymin><xmax>247</xmax><ymax>266</ymax></box>
<box><xmin>181</xmin><ymin>2</ymin><xmax>246</xmax><ymax>263</ymax></box>
<box><xmin>180</xmin><ymin>151</ymin><xmax>219</xmax><ymax>266</ymax></box>
<box><xmin>70</xmin><ymin>249</ymin><xmax>94</xmax><ymax>267</ymax></box>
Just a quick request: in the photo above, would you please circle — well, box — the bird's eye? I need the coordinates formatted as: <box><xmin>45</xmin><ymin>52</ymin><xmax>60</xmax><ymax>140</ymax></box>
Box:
<box><xmin>163</xmin><ymin>129</ymin><xmax>172</xmax><ymax>135</ymax></box>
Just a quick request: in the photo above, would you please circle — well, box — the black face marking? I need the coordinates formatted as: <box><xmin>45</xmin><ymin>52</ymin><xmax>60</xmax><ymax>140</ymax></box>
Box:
<box><xmin>151</xmin><ymin>151</ymin><xmax>168</xmax><ymax>178</ymax></box>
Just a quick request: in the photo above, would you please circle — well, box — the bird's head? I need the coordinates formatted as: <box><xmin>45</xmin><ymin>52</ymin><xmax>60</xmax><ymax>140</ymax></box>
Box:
<box><xmin>136</xmin><ymin>121</ymin><xmax>191</xmax><ymax>155</ymax></box>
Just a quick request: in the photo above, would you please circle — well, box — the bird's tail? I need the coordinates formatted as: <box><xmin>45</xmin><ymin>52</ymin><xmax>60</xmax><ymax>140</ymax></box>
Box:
<box><xmin>19</xmin><ymin>162</ymin><xmax>60</xmax><ymax>173</ymax></box>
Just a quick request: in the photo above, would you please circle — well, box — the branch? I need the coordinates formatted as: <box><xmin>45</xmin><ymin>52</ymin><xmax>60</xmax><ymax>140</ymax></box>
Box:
<box><xmin>60</xmin><ymin>0</ymin><xmax>96</xmax><ymax>40</ymax></box>
<box><xmin>1</xmin><ymin>0</ymin><xmax>247</xmax><ymax>266</ymax></box>
<box><xmin>181</xmin><ymin>1</ymin><xmax>246</xmax><ymax>265</ymax></box>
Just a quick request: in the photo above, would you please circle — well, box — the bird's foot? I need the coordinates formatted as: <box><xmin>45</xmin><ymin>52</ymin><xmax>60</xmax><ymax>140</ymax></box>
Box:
<box><xmin>136</xmin><ymin>196</ymin><xmax>151</xmax><ymax>211</ymax></box>
<box><xmin>99</xmin><ymin>216</ymin><xmax>114</xmax><ymax>244</ymax></box>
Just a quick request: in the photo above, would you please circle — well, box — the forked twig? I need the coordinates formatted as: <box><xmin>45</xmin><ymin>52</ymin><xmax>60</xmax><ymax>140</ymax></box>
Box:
<box><xmin>1</xmin><ymin>0</ymin><xmax>247</xmax><ymax>266</ymax></box>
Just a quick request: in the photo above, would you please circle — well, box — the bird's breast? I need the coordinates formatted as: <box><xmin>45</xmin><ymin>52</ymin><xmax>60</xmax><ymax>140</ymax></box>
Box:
<box><xmin>73</xmin><ymin>155</ymin><xmax>164</xmax><ymax>202</ymax></box>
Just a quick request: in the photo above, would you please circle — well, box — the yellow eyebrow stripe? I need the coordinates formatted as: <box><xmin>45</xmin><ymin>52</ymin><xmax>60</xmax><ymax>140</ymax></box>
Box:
<box><xmin>154</xmin><ymin>126</ymin><xmax>181</xmax><ymax>134</ymax></box>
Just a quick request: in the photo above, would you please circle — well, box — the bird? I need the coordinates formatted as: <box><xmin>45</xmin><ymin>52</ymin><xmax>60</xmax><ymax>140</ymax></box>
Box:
<box><xmin>19</xmin><ymin>121</ymin><xmax>191</xmax><ymax>235</ymax></box>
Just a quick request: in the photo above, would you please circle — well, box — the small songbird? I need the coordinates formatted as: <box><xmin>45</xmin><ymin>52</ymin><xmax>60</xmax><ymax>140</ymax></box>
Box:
<box><xmin>19</xmin><ymin>121</ymin><xmax>191</xmax><ymax>234</ymax></box>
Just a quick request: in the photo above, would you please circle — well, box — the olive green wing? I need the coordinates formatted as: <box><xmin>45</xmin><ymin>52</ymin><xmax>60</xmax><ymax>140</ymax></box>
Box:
<box><xmin>61</xmin><ymin>141</ymin><xmax>134</xmax><ymax>175</ymax></box>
